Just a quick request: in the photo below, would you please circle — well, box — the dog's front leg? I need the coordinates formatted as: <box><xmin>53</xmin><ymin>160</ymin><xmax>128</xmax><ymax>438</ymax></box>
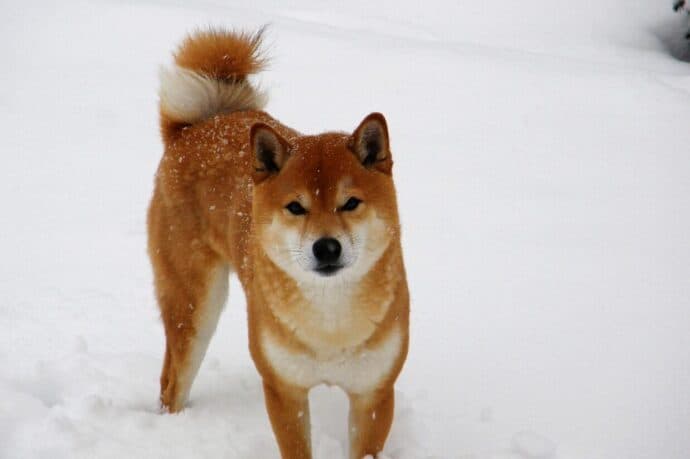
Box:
<box><xmin>263</xmin><ymin>381</ymin><xmax>312</xmax><ymax>459</ymax></box>
<box><xmin>348</xmin><ymin>388</ymin><xmax>395</xmax><ymax>459</ymax></box>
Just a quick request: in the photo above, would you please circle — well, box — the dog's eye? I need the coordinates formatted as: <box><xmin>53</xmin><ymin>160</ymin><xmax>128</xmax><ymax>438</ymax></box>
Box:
<box><xmin>285</xmin><ymin>201</ymin><xmax>307</xmax><ymax>215</ymax></box>
<box><xmin>340</xmin><ymin>197</ymin><xmax>362</xmax><ymax>212</ymax></box>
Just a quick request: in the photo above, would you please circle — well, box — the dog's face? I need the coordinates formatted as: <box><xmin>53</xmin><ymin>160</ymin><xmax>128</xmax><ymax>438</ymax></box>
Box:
<box><xmin>251</xmin><ymin>113</ymin><xmax>399</xmax><ymax>284</ymax></box>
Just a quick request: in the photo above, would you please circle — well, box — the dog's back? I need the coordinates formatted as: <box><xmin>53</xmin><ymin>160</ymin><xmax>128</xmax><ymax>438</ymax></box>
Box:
<box><xmin>149</xmin><ymin>28</ymin><xmax>281</xmax><ymax>413</ymax></box>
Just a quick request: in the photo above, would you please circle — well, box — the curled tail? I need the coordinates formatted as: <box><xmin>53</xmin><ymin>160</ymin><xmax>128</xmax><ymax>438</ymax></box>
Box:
<box><xmin>159</xmin><ymin>28</ymin><xmax>268</xmax><ymax>141</ymax></box>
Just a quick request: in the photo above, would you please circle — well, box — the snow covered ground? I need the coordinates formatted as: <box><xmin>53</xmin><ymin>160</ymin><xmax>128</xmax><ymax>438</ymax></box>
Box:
<box><xmin>2</xmin><ymin>1</ymin><xmax>690</xmax><ymax>458</ymax></box>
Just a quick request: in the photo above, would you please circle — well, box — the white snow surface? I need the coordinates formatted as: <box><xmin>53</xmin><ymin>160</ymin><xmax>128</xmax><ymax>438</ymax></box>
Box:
<box><xmin>2</xmin><ymin>1</ymin><xmax>690</xmax><ymax>458</ymax></box>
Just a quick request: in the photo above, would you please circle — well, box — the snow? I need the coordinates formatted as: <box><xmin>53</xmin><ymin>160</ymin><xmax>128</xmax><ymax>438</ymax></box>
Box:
<box><xmin>511</xmin><ymin>431</ymin><xmax>556</xmax><ymax>459</ymax></box>
<box><xmin>2</xmin><ymin>1</ymin><xmax>690</xmax><ymax>458</ymax></box>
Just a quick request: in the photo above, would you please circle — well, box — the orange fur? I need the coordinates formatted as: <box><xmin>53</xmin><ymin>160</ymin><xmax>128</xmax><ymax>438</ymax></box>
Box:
<box><xmin>148</xmin><ymin>28</ymin><xmax>409</xmax><ymax>459</ymax></box>
<box><xmin>175</xmin><ymin>27</ymin><xmax>266</xmax><ymax>80</ymax></box>
<box><xmin>158</xmin><ymin>28</ymin><xmax>267</xmax><ymax>142</ymax></box>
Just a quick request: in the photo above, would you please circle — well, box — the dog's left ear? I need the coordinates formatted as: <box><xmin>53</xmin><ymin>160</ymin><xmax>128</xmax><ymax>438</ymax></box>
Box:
<box><xmin>251</xmin><ymin>123</ymin><xmax>291</xmax><ymax>184</ymax></box>
<box><xmin>350</xmin><ymin>112</ymin><xmax>392</xmax><ymax>174</ymax></box>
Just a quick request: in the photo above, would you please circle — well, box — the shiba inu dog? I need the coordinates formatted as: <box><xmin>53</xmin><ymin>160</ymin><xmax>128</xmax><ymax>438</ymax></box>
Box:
<box><xmin>148</xmin><ymin>28</ymin><xmax>409</xmax><ymax>459</ymax></box>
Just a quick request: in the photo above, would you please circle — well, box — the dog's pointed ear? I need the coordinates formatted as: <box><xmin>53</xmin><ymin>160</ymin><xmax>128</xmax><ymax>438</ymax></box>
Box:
<box><xmin>251</xmin><ymin>123</ymin><xmax>291</xmax><ymax>182</ymax></box>
<box><xmin>350</xmin><ymin>112</ymin><xmax>392</xmax><ymax>174</ymax></box>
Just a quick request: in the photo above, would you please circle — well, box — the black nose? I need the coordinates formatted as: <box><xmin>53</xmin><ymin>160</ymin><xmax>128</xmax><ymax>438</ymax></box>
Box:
<box><xmin>312</xmin><ymin>238</ymin><xmax>342</xmax><ymax>264</ymax></box>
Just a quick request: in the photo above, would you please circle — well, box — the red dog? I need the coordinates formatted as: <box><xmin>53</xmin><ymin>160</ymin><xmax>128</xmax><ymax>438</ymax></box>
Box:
<box><xmin>148</xmin><ymin>29</ymin><xmax>409</xmax><ymax>459</ymax></box>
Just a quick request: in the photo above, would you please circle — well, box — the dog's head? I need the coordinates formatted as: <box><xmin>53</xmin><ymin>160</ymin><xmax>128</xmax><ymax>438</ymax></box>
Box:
<box><xmin>251</xmin><ymin>113</ymin><xmax>399</xmax><ymax>284</ymax></box>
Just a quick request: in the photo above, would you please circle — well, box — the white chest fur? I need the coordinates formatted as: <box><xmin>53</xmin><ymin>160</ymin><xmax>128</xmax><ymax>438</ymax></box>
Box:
<box><xmin>261</xmin><ymin>325</ymin><xmax>402</xmax><ymax>394</ymax></box>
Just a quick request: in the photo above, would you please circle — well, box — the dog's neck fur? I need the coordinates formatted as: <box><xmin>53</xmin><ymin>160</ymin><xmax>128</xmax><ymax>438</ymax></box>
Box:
<box><xmin>251</xmin><ymin>243</ymin><xmax>401</xmax><ymax>356</ymax></box>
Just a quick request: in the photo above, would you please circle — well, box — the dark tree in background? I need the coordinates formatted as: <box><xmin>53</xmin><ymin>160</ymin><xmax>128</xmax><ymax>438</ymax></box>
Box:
<box><xmin>674</xmin><ymin>1</ymin><xmax>690</xmax><ymax>38</ymax></box>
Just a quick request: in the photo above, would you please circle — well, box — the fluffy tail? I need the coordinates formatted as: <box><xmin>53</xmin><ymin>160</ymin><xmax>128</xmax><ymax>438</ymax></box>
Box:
<box><xmin>159</xmin><ymin>28</ymin><xmax>268</xmax><ymax>141</ymax></box>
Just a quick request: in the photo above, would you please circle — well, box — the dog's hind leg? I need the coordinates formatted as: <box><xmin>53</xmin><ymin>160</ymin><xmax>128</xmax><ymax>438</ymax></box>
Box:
<box><xmin>160</xmin><ymin>343</ymin><xmax>171</xmax><ymax>398</ymax></box>
<box><xmin>153</xmin><ymin>245</ymin><xmax>229</xmax><ymax>412</ymax></box>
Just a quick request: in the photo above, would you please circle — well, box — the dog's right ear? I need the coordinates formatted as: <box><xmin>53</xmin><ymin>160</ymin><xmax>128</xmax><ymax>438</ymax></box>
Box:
<box><xmin>251</xmin><ymin>123</ymin><xmax>290</xmax><ymax>183</ymax></box>
<box><xmin>350</xmin><ymin>112</ymin><xmax>392</xmax><ymax>174</ymax></box>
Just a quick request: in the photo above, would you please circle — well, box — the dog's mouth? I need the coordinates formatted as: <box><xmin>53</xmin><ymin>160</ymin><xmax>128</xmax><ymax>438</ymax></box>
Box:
<box><xmin>314</xmin><ymin>264</ymin><xmax>344</xmax><ymax>276</ymax></box>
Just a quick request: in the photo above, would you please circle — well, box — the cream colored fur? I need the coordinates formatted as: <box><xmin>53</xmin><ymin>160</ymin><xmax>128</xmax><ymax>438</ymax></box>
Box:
<box><xmin>174</xmin><ymin>264</ymin><xmax>230</xmax><ymax>408</ymax></box>
<box><xmin>260</xmin><ymin>325</ymin><xmax>403</xmax><ymax>394</ymax></box>
<box><xmin>159</xmin><ymin>65</ymin><xmax>267</xmax><ymax>124</ymax></box>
